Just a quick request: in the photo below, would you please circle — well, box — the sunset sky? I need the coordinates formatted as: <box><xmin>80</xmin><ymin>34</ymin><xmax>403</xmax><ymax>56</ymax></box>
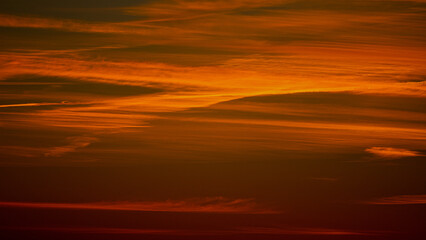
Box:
<box><xmin>0</xmin><ymin>0</ymin><xmax>425</xmax><ymax>239</ymax></box>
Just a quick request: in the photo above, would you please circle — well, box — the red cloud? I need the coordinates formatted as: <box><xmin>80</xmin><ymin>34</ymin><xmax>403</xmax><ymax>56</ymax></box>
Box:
<box><xmin>365</xmin><ymin>194</ymin><xmax>426</xmax><ymax>205</ymax></box>
<box><xmin>0</xmin><ymin>197</ymin><xmax>277</xmax><ymax>214</ymax></box>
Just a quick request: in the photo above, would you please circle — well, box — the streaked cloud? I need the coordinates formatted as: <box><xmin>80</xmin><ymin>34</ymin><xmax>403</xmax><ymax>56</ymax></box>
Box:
<box><xmin>364</xmin><ymin>194</ymin><xmax>426</xmax><ymax>205</ymax></box>
<box><xmin>0</xmin><ymin>0</ymin><xmax>425</xmax><ymax>238</ymax></box>
<box><xmin>365</xmin><ymin>147</ymin><xmax>423</xmax><ymax>159</ymax></box>
<box><xmin>236</xmin><ymin>226</ymin><xmax>377</xmax><ymax>236</ymax></box>
<box><xmin>0</xmin><ymin>197</ymin><xmax>277</xmax><ymax>214</ymax></box>
<box><xmin>44</xmin><ymin>136</ymin><xmax>98</xmax><ymax>157</ymax></box>
<box><xmin>0</xmin><ymin>136</ymin><xmax>97</xmax><ymax>158</ymax></box>
<box><xmin>0</xmin><ymin>226</ymin><xmax>375</xmax><ymax>236</ymax></box>
<box><xmin>0</xmin><ymin>102</ymin><xmax>69</xmax><ymax>108</ymax></box>
<box><xmin>0</xmin><ymin>226</ymin><xmax>179</xmax><ymax>235</ymax></box>
<box><xmin>0</xmin><ymin>14</ymin><xmax>154</xmax><ymax>35</ymax></box>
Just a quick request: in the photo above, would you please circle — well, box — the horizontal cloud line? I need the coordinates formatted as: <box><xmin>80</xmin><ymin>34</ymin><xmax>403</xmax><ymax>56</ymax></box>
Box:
<box><xmin>364</xmin><ymin>194</ymin><xmax>426</xmax><ymax>205</ymax></box>
<box><xmin>365</xmin><ymin>147</ymin><xmax>423</xmax><ymax>159</ymax></box>
<box><xmin>0</xmin><ymin>102</ymin><xmax>71</xmax><ymax>108</ymax></box>
<box><xmin>0</xmin><ymin>197</ymin><xmax>278</xmax><ymax>214</ymax></box>
<box><xmin>0</xmin><ymin>226</ymin><xmax>376</xmax><ymax>236</ymax></box>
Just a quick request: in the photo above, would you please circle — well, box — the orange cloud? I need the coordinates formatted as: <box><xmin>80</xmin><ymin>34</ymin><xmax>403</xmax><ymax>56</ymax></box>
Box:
<box><xmin>0</xmin><ymin>102</ymin><xmax>70</xmax><ymax>108</ymax></box>
<box><xmin>0</xmin><ymin>197</ymin><xmax>277</xmax><ymax>214</ymax></box>
<box><xmin>364</xmin><ymin>194</ymin><xmax>426</xmax><ymax>205</ymax></box>
<box><xmin>0</xmin><ymin>14</ymin><xmax>157</xmax><ymax>35</ymax></box>
<box><xmin>2</xmin><ymin>52</ymin><xmax>425</xmax><ymax>121</ymax></box>
<box><xmin>172</xmin><ymin>116</ymin><xmax>426</xmax><ymax>138</ymax></box>
<box><xmin>16</xmin><ymin>106</ymin><xmax>155</xmax><ymax>130</ymax></box>
<box><xmin>365</xmin><ymin>147</ymin><xmax>423</xmax><ymax>159</ymax></box>
<box><xmin>124</xmin><ymin>0</ymin><xmax>287</xmax><ymax>22</ymax></box>
<box><xmin>0</xmin><ymin>145</ymin><xmax>45</xmax><ymax>158</ymax></box>
<box><xmin>0</xmin><ymin>136</ymin><xmax>97</xmax><ymax>158</ymax></box>
<box><xmin>1</xmin><ymin>0</ymin><xmax>425</xmax><ymax>167</ymax></box>
<box><xmin>44</xmin><ymin>136</ymin><xmax>98</xmax><ymax>157</ymax></box>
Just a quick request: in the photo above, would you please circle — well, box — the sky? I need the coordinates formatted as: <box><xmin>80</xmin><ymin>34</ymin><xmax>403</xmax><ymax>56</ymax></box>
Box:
<box><xmin>0</xmin><ymin>0</ymin><xmax>425</xmax><ymax>239</ymax></box>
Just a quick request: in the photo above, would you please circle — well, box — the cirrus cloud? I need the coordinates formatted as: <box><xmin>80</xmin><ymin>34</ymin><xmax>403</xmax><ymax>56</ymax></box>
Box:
<box><xmin>365</xmin><ymin>147</ymin><xmax>422</xmax><ymax>159</ymax></box>
<box><xmin>364</xmin><ymin>194</ymin><xmax>426</xmax><ymax>205</ymax></box>
<box><xmin>0</xmin><ymin>197</ymin><xmax>278</xmax><ymax>214</ymax></box>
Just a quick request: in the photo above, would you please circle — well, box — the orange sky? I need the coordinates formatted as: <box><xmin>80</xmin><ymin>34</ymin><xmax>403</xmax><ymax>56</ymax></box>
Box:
<box><xmin>0</xmin><ymin>0</ymin><xmax>425</xmax><ymax>239</ymax></box>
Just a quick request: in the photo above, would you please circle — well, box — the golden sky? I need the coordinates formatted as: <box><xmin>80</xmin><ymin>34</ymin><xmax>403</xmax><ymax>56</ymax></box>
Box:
<box><xmin>0</xmin><ymin>0</ymin><xmax>425</xmax><ymax>239</ymax></box>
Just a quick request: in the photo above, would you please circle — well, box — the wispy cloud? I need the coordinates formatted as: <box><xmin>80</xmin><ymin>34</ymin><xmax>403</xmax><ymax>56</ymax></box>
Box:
<box><xmin>0</xmin><ymin>0</ymin><xmax>425</xmax><ymax>237</ymax></box>
<box><xmin>0</xmin><ymin>102</ymin><xmax>70</xmax><ymax>108</ymax></box>
<box><xmin>2</xmin><ymin>52</ymin><xmax>425</xmax><ymax>136</ymax></box>
<box><xmin>236</xmin><ymin>226</ymin><xmax>378</xmax><ymax>236</ymax></box>
<box><xmin>0</xmin><ymin>136</ymin><xmax>98</xmax><ymax>158</ymax></box>
<box><xmin>0</xmin><ymin>14</ymin><xmax>154</xmax><ymax>35</ymax></box>
<box><xmin>365</xmin><ymin>147</ymin><xmax>423</xmax><ymax>159</ymax></box>
<box><xmin>364</xmin><ymin>194</ymin><xmax>426</xmax><ymax>205</ymax></box>
<box><xmin>44</xmin><ymin>136</ymin><xmax>98</xmax><ymax>157</ymax></box>
<box><xmin>0</xmin><ymin>197</ymin><xmax>277</xmax><ymax>214</ymax></box>
<box><xmin>0</xmin><ymin>1</ymin><xmax>425</xmax><ymax>161</ymax></box>
<box><xmin>0</xmin><ymin>226</ymin><xmax>376</xmax><ymax>236</ymax></box>
<box><xmin>0</xmin><ymin>226</ymin><xmax>179</xmax><ymax>235</ymax></box>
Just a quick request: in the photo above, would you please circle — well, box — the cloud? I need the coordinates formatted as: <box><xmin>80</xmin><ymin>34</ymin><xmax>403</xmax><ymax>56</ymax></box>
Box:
<box><xmin>171</xmin><ymin>116</ymin><xmax>425</xmax><ymax>138</ymax></box>
<box><xmin>0</xmin><ymin>197</ymin><xmax>277</xmax><ymax>214</ymax></box>
<box><xmin>124</xmin><ymin>0</ymin><xmax>288</xmax><ymax>20</ymax></box>
<box><xmin>0</xmin><ymin>226</ymin><xmax>179</xmax><ymax>235</ymax></box>
<box><xmin>0</xmin><ymin>136</ymin><xmax>97</xmax><ymax>159</ymax></box>
<box><xmin>44</xmin><ymin>136</ymin><xmax>98</xmax><ymax>157</ymax></box>
<box><xmin>364</xmin><ymin>194</ymin><xmax>426</xmax><ymax>205</ymax></box>
<box><xmin>1</xmin><ymin>74</ymin><xmax>162</xmax><ymax>97</ymax></box>
<box><xmin>0</xmin><ymin>102</ymin><xmax>70</xmax><ymax>108</ymax></box>
<box><xmin>0</xmin><ymin>226</ymin><xmax>376</xmax><ymax>236</ymax></box>
<box><xmin>365</xmin><ymin>147</ymin><xmax>423</xmax><ymax>159</ymax></box>
<box><xmin>0</xmin><ymin>14</ymin><xmax>151</xmax><ymax>35</ymax></box>
<box><xmin>236</xmin><ymin>226</ymin><xmax>377</xmax><ymax>236</ymax></box>
<box><xmin>0</xmin><ymin>0</ymin><xmax>425</xmax><ymax>167</ymax></box>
